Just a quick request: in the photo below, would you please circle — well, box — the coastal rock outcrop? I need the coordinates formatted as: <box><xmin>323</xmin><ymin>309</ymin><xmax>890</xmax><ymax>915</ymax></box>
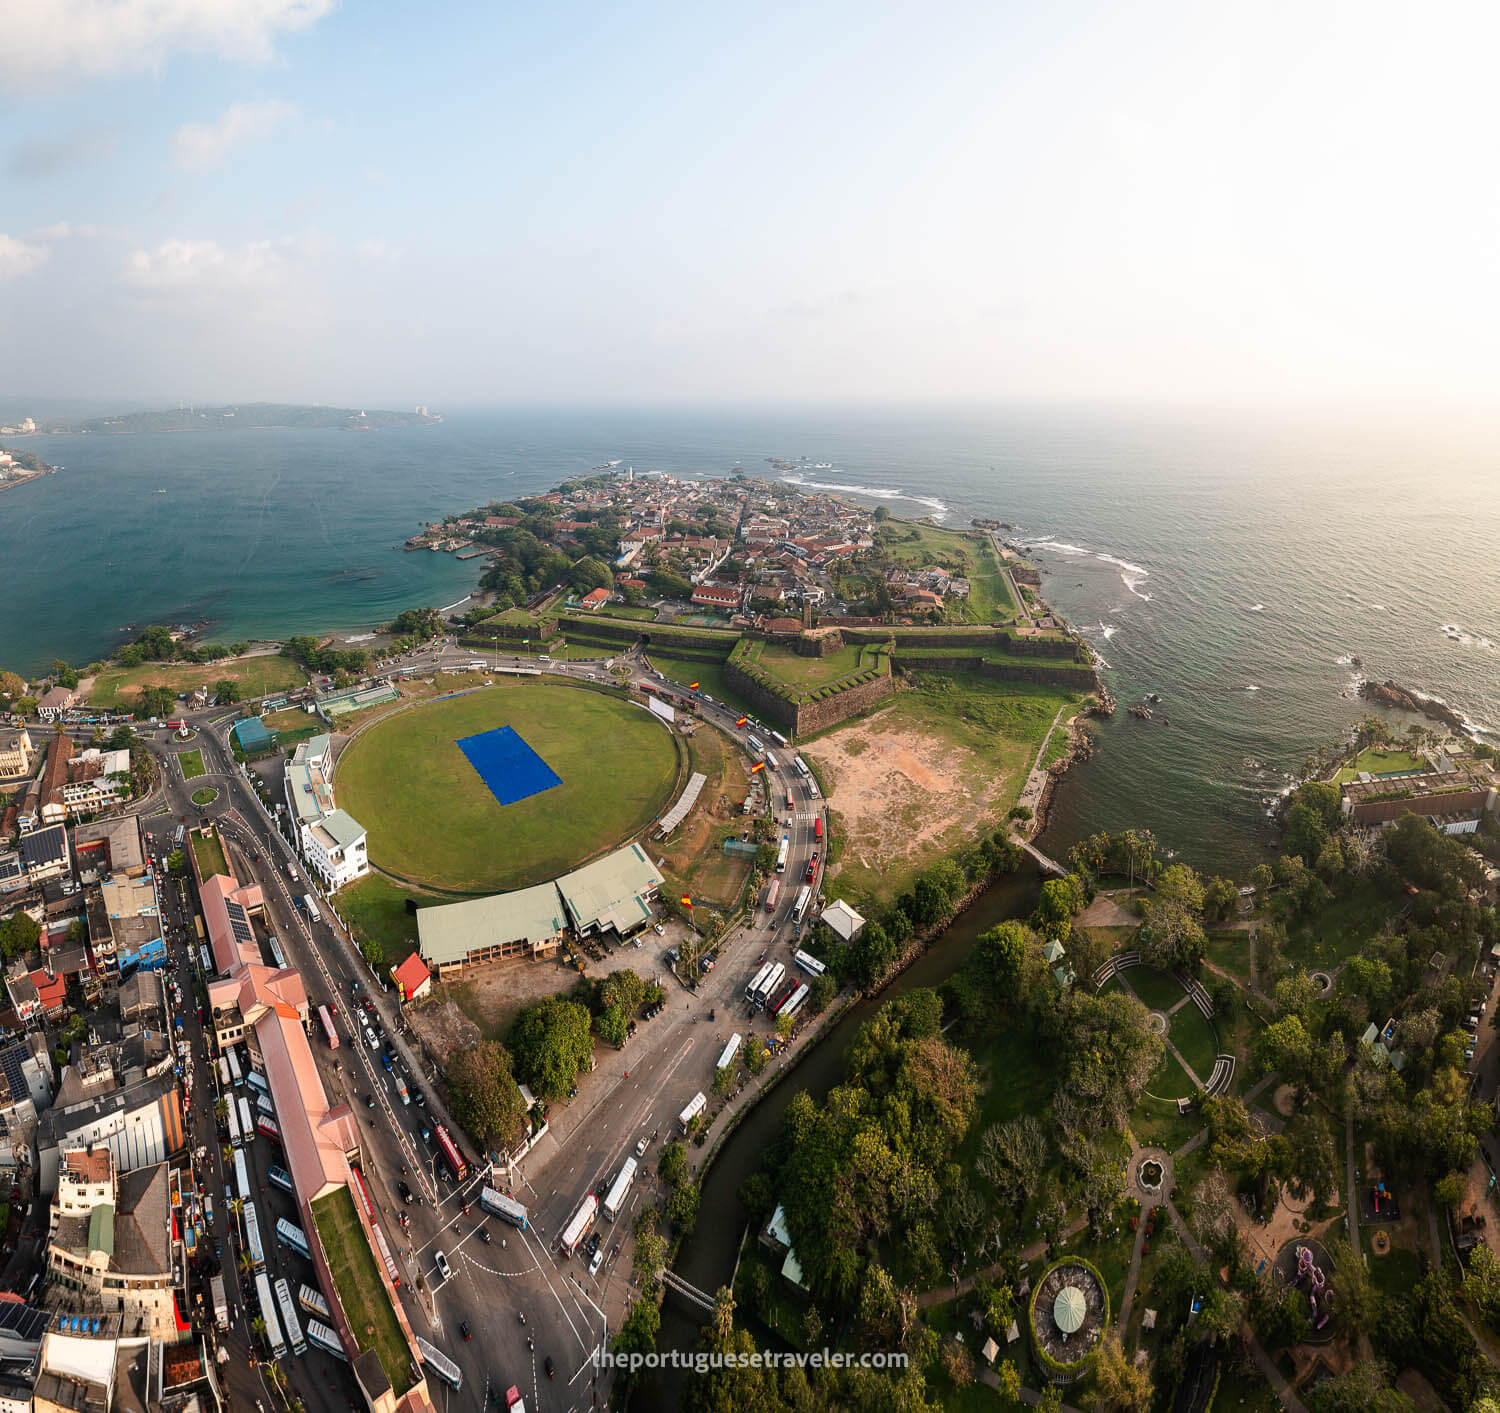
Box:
<box><xmin>1358</xmin><ymin>679</ymin><xmax>1470</xmax><ymax>736</ymax></box>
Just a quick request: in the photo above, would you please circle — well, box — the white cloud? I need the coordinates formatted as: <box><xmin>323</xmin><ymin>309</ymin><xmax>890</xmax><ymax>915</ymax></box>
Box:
<box><xmin>173</xmin><ymin>99</ymin><xmax>300</xmax><ymax>171</ymax></box>
<box><xmin>0</xmin><ymin>235</ymin><xmax>49</xmax><ymax>281</ymax></box>
<box><xmin>0</xmin><ymin>0</ymin><xmax>335</xmax><ymax>90</ymax></box>
<box><xmin>355</xmin><ymin>239</ymin><xmax>404</xmax><ymax>266</ymax></box>
<box><xmin>122</xmin><ymin>237</ymin><xmax>288</xmax><ymax>294</ymax></box>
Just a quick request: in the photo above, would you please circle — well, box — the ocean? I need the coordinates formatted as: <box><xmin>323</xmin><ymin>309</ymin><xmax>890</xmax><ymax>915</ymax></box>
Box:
<box><xmin>4</xmin><ymin>406</ymin><xmax>1498</xmax><ymax>875</ymax></box>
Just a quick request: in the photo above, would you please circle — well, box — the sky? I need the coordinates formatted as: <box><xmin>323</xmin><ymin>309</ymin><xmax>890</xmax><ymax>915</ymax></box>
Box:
<box><xmin>2</xmin><ymin>0</ymin><xmax>1499</xmax><ymax>410</ymax></box>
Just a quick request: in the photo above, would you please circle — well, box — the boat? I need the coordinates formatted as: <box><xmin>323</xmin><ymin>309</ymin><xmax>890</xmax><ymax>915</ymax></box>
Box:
<box><xmin>156</xmin><ymin>488</ymin><xmax>166</xmax><ymax>494</ymax></box>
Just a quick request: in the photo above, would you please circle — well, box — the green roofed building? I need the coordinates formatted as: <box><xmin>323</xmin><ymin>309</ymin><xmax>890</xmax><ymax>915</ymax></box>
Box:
<box><xmin>233</xmin><ymin>715</ymin><xmax>276</xmax><ymax>755</ymax></box>
<box><xmin>555</xmin><ymin>843</ymin><xmax>663</xmax><ymax>938</ymax></box>
<box><xmin>416</xmin><ymin>882</ymin><xmax>569</xmax><ymax>978</ymax></box>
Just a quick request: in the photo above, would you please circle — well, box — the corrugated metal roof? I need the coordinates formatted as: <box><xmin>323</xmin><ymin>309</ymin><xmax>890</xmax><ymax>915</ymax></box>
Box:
<box><xmin>416</xmin><ymin>882</ymin><xmax>566</xmax><ymax>965</ymax></box>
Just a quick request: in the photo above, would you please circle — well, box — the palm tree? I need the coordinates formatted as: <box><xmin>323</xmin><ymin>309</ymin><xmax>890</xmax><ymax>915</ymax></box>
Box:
<box><xmin>711</xmin><ymin>1285</ymin><xmax>736</xmax><ymax>1342</ymax></box>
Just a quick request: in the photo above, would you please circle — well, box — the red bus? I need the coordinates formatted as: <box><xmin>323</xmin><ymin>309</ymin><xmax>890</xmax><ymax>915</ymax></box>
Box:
<box><xmin>257</xmin><ymin>1116</ymin><xmax>282</xmax><ymax>1145</ymax></box>
<box><xmin>814</xmin><ymin>817</ymin><xmax>824</xmax><ymax>841</ymax></box>
<box><xmin>317</xmin><ymin>1005</ymin><xmax>339</xmax><ymax>1049</ymax></box>
<box><xmin>433</xmin><ymin>1124</ymin><xmax>468</xmax><ymax>1182</ymax></box>
<box><xmin>350</xmin><ymin>1166</ymin><xmax>374</xmax><ymax>1219</ymax></box>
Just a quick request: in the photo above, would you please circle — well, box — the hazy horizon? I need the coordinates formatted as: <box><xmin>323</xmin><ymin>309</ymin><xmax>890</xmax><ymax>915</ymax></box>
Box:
<box><xmin>4</xmin><ymin>1</ymin><xmax>1500</xmax><ymax>411</ymax></box>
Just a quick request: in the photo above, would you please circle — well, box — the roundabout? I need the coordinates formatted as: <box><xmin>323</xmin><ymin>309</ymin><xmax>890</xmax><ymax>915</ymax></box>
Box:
<box><xmin>335</xmin><ymin>681</ymin><xmax>682</xmax><ymax>893</ymax></box>
<box><xmin>191</xmin><ymin>786</ymin><xmax>219</xmax><ymax>807</ymax></box>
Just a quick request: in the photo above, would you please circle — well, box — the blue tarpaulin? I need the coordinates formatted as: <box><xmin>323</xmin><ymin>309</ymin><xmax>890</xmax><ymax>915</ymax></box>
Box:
<box><xmin>457</xmin><ymin>726</ymin><xmax>562</xmax><ymax>806</ymax></box>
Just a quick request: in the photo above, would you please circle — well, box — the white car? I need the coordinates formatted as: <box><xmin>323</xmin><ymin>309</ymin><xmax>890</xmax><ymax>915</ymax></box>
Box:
<box><xmin>589</xmin><ymin>1247</ymin><xmax>604</xmax><ymax>1277</ymax></box>
<box><xmin>653</xmin><ymin>923</ymin><xmax>665</xmax><ymax>936</ymax></box>
<box><xmin>435</xmin><ymin>1250</ymin><xmax>451</xmax><ymax>1280</ymax></box>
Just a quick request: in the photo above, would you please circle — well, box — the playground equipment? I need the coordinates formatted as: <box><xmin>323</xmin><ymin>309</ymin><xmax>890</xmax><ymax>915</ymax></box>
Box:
<box><xmin>1372</xmin><ymin>1180</ymin><xmax>1390</xmax><ymax>1214</ymax></box>
<box><xmin>1295</xmin><ymin>1244</ymin><xmax>1333</xmax><ymax>1330</ymax></box>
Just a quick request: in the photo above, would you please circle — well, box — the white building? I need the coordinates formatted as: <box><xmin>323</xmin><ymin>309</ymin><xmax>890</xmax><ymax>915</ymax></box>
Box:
<box><xmin>284</xmin><ymin>735</ymin><xmax>368</xmax><ymax>889</ymax></box>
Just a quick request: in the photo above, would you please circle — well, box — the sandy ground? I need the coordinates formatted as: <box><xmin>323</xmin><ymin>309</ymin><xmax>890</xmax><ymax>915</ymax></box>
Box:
<box><xmin>1077</xmin><ymin>892</ymin><xmax>1140</xmax><ymax>928</ymax></box>
<box><xmin>806</xmin><ymin>720</ymin><xmax>1011</xmax><ymax>885</ymax></box>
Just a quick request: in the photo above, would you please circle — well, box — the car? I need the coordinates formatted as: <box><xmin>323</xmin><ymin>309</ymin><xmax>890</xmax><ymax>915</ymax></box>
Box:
<box><xmin>476</xmin><ymin>1225</ymin><xmax>491</xmax><ymax>1243</ymax></box>
<box><xmin>414</xmin><ymin>1089</ymin><xmax>427</xmax><ymax>1107</ymax></box>
<box><xmin>653</xmin><ymin>922</ymin><xmax>665</xmax><ymax>936</ymax></box>
<box><xmin>544</xmin><ymin>1357</ymin><xmax>555</xmax><ymax>1380</ymax></box>
<box><xmin>434</xmin><ymin>1251</ymin><xmax>451</xmax><ymax>1280</ymax></box>
<box><xmin>460</xmin><ymin>1320</ymin><xmax>472</xmax><ymax>1341</ymax></box>
<box><xmin>586</xmin><ymin>1232</ymin><xmax>601</xmax><ymax>1257</ymax></box>
<box><xmin>589</xmin><ymin>1246</ymin><xmax>604</xmax><ymax>1277</ymax></box>
<box><xmin>397</xmin><ymin>1181</ymin><xmax>412</xmax><ymax>1204</ymax></box>
<box><xmin>635</xmin><ymin>1136</ymin><xmax>649</xmax><ymax>1157</ymax></box>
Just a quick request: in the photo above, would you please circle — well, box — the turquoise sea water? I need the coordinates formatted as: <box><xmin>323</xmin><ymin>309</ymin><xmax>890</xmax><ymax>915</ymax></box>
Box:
<box><xmin>3</xmin><ymin>407</ymin><xmax>1498</xmax><ymax>874</ymax></box>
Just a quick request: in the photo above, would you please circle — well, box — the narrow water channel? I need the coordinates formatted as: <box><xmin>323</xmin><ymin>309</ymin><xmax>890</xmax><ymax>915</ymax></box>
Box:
<box><xmin>657</xmin><ymin>866</ymin><xmax>1043</xmax><ymax>1369</ymax></box>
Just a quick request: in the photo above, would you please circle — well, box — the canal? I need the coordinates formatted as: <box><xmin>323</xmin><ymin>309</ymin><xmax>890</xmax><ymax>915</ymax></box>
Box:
<box><xmin>656</xmin><ymin>865</ymin><xmax>1043</xmax><ymax>1376</ymax></box>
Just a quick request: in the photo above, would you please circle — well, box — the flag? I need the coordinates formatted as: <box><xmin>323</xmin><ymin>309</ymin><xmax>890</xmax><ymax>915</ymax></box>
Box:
<box><xmin>751</xmin><ymin>761</ymin><xmax>766</xmax><ymax>773</ymax></box>
<box><xmin>681</xmin><ymin>895</ymin><xmax>693</xmax><ymax>907</ymax></box>
<box><xmin>736</xmin><ymin>716</ymin><xmax>747</xmax><ymax>727</ymax></box>
<box><xmin>690</xmin><ymin>681</ymin><xmax>700</xmax><ymax>691</ymax></box>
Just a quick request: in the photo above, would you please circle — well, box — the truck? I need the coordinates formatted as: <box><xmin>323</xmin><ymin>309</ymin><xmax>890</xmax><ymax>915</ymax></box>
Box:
<box><xmin>505</xmin><ymin>1386</ymin><xmax>527</xmax><ymax>1413</ymax></box>
<box><xmin>256</xmin><ymin>1272</ymin><xmax>287</xmax><ymax>1360</ymax></box>
<box><xmin>716</xmin><ymin>1033</ymin><xmax>742</xmax><ymax>1070</ymax></box>
<box><xmin>561</xmin><ymin>1192</ymin><xmax>599</xmax><ymax>1253</ymax></box>
<box><xmin>211</xmin><ymin>1274</ymin><xmax>229</xmax><ymax>1331</ymax></box>
<box><xmin>774</xmin><ymin>835</ymin><xmax>789</xmax><ymax>874</ymax></box>
<box><xmin>762</xmin><ymin>879</ymin><xmax>781</xmax><ymax>913</ymax></box>
<box><xmin>602</xmin><ymin>1157</ymin><xmax>638</xmax><ymax>1222</ymax></box>
<box><xmin>678</xmin><ymin>1091</ymin><xmax>707</xmax><ymax>1133</ymax></box>
<box><xmin>274</xmin><ymin>1276</ymin><xmax>308</xmax><ymax>1356</ymax></box>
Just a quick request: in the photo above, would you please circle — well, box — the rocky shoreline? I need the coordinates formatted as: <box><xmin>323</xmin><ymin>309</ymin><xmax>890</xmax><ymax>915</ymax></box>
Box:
<box><xmin>1358</xmin><ymin>678</ymin><xmax>1473</xmax><ymax>737</ymax></box>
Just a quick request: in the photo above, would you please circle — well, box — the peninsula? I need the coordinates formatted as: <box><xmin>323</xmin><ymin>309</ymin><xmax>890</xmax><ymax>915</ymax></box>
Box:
<box><xmin>64</xmin><ymin>402</ymin><xmax>442</xmax><ymax>435</ymax></box>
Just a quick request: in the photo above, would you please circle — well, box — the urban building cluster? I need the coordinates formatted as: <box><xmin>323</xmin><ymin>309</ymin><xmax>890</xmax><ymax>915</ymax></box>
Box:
<box><xmin>280</xmin><ymin>734</ymin><xmax>369</xmax><ymax>890</ymax></box>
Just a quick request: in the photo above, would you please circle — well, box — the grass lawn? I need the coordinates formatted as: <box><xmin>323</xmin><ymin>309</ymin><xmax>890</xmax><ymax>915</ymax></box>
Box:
<box><xmin>1363</xmin><ymin>1228</ymin><xmax>1423</xmax><ymax>1297</ymax></box>
<box><xmin>339</xmin><ymin>873</ymin><xmax>422</xmax><ymax>968</ymax></box>
<box><xmin>1204</xmin><ymin>929</ymin><xmax>1253</xmax><ymax>985</ymax></box>
<box><xmin>189</xmin><ymin>829</ymin><xmax>228</xmax><ymax>880</ymax></box>
<box><xmin>1284</xmin><ymin>880</ymin><xmax>1400</xmax><ymax>970</ymax></box>
<box><xmin>259</xmin><ymin>706</ymin><xmax>323</xmax><ymax>749</ymax></box>
<box><xmin>1131</xmin><ymin>1092</ymin><xmax>1203</xmax><ymax>1152</ymax></box>
<box><xmin>1334</xmin><ymin>746</ymin><xmax>1429</xmax><ymax>783</ymax></box>
<box><xmin>1213</xmin><ymin>1365</ymin><xmax>1282</xmax><ymax>1412</ymax></box>
<box><xmin>958</xmin><ymin>538</ymin><xmax>1018</xmax><ymax>623</ymax></box>
<box><xmin>1122</xmin><ymin>965</ymin><xmax>1187</xmax><ymax>1013</ymax></box>
<box><xmin>587</xmin><ymin>603</ymin><xmax>658</xmax><ymax>621</ymax></box>
<box><xmin>336</xmin><ymin>680</ymin><xmax>681</xmax><ymax>892</ymax></box>
<box><xmin>739</xmin><ymin>640</ymin><xmax>870</xmax><ymax>688</ymax></box>
<box><xmin>657</xmin><ymin>729</ymin><xmax>754</xmax><ymax>910</ymax></box>
<box><xmin>311</xmin><ymin>1188</ymin><xmax>414</xmax><ymax>1396</ymax></box>
<box><xmin>87</xmin><ymin>653</ymin><xmax>303</xmax><ymax>709</ymax></box>
<box><xmin>178</xmin><ymin>749</ymin><xmax>206</xmax><ymax>779</ymax></box>
<box><xmin>191</xmin><ymin>787</ymin><xmax>218</xmax><ymax>806</ymax></box>
<box><xmin>1169</xmin><ymin>1004</ymin><xmax>1222</xmax><ymax>1084</ymax></box>
<box><xmin>955</xmin><ymin>1022</ymin><xmax>1056</xmax><ymax>1148</ymax></box>
<box><xmin>643</xmin><ymin>651</ymin><xmax>756</xmax><ymax>719</ymax></box>
<box><xmin>547</xmin><ymin>641</ymin><xmax>620</xmax><ymax>660</ymax></box>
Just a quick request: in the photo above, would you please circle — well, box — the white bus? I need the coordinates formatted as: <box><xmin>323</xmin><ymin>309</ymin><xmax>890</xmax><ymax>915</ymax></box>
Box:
<box><xmin>226</xmin><ymin>1048</ymin><xmax>243</xmax><ymax>1086</ymax></box>
<box><xmin>716</xmin><ymin>1033</ymin><xmax>742</xmax><ymax>1070</ymax></box>
<box><xmin>774</xmin><ymin>836</ymin><xmax>789</xmax><ymax>874</ymax></box>
<box><xmin>199</xmin><ymin>945</ymin><xmax>214</xmax><ymax>976</ymax></box>
<box><xmin>746</xmin><ymin>734</ymin><xmax>764</xmax><ymax>756</ymax></box>
<box><xmin>776</xmin><ymin>983</ymin><xmax>810</xmax><ymax>1019</ymax></box>
<box><xmin>238</xmin><ymin>1097</ymin><xmax>254</xmax><ymax>1145</ymax></box>
<box><xmin>602</xmin><ymin>1158</ymin><xmax>638</xmax><ymax>1222</ymax></box>
<box><xmin>793</xmin><ymin>949</ymin><xmax>826</xmax><ymax>977</ymax></box>
<box><xmin>561</xmin><ymin>1193</ymin><xmax>598</xmax><ymax>1254</ymax></box>
<box><xmin>792</xmin><ymin>755</ymin><xmax>810</xmax><ymax>778</ymax></box>
<box><xmin>275</xmin><ymin>1277</ymin><xmax>308</xmax><ymax>1356</ymax></box>
<box><xmin>217</xmin><ymin>1057</ymin><xmax>231</xmax><ymax>1088</ymax></box>
<box><xmin>234</xmin><ymin>1150</ymin><xmax>251</xmax><ymax>1203</ymax></box>
<box><xmin>256</xmin><ymin>1272</ymin><xmax>287</xmax><ymax>1360</ymax></box>
<box><xmin>416</xmin><ymin>1337</ymin><xmax>463</xmax><ymax>1391</ymax></box>
<box><xmin>751</xmin><ymin>962</ymin><xmax>785</xmax><ymax>1009</ymax></box>
<box><xmin>745</xmin><ymin>962</ymin><xmax>775</xmax><ymax>1002</ymax></box>
<box><xmin>298</xmin><ymin>1283</ymin><xmax>332</xmax><ymax>1320</ymax></box>
<box><xmin>303</xmin><ymin>894</ymin><xmax>321</xmax><ymax>924</ymax></box>
<box><xmin>306</xmin><ymin>1320</ymin><xmax>345</xmax><ymax>1360</ymax></box>
<box><xmin>792</xmin><ymin>885</ymin><xmax>812</xmax><ymax>924</ymax></box>
<box><xmin>243</xmin><ymin>1202</ymin><xmax>265</xmax><ymax>1272</ymax></box>
<box><xmin>226</xmin><ymin>1098</ymin><xmax>243</xmax><ymax>1149</ymax></box>
<box><xmin>480</xmin><ymin>1188</ymin><xmax>529</xmax><ymax>1230</ymax></box>
<box><xmin>770</xmin><ymin>730</ymin><xmax>789</xmax><ymax>747</ymax></box>
<box><xmin>678</xmin><ymin>1091</ymin><xmax>707</xmax><ymax>1133</ymax></box>
<box><xmin>764</xmin><ymin>750</ymin><xmax>779</xmax><ymax>771</ymax></box>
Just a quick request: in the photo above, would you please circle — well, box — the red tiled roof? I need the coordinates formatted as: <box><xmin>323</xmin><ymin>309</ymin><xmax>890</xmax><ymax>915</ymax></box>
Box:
<box><xmin>392</xmin><ymin>954</ymin><xmax>431</xmax><ymax>999</ymax></box>
<box><xmin>579</xmin><ymin>588</ymin><xmax>611</xmax><ymax>607</ymax></box>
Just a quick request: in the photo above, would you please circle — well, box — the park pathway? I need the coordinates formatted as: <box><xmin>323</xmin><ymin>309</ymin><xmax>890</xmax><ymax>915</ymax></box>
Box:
<box><xmin>915</xmin><ymin>1217</ymin><xmax>1089</xmax><ymax>1310</ymax></box>
<box><xmin>1117</xmin><ymin>1207</ymin><xmax>1155</xmax><ymax>1331</ymax></box>
<box><xmin>1116</xmin><ymin>971</ymin><xmax>1207</xmax><ymax>1090</ymax></box>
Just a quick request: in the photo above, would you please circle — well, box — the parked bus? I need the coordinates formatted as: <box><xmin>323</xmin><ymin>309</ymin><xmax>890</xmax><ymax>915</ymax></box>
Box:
<box><xmin>234</xmin><ymin>1150</ymin><xmax>251</xmax><ymax>1203</ymax></box>
<box><xmin>256</xmin><ymin>1272</ymin><xmax>287</xmax><ymax>1360</ymax></box>
<box><xmin>243</xmin><ymin>1202</ymin><xmax>265</xmax><ymax>1272</ymax></box>
<box><xmin>560</xmin><ymin>1192</ymin><xmax>599</xmax><ymax>1254</ymax></box>
<box><xmin>814</xmin><ymin>816</ymin><xmax>824</xmax><ymax>841</ymax></box>
<box><xmin>792</xmin><ymin>885</ymin><xmax>812</xmax><ymax>924</ymax></box>
<box><xmin>678</xmin><ymin>1092</ymin><xmax>707</xmax><ymax>1133</ymax></box>
<box><xmin>770</xmin><ymin>729</ymin><xmax>789</xmax><ymax>747</ymax></box>
<box><xmin>276</xmin><ymin>1218</ymin><xmax>311</xmax><ymax>1261</ymax></box>
<box><xmin>416</xmin><ymin>1337</ymin><xmax>463</xmax><ymax>1391</ymax></box>
<box><xmin>746</xmin><ymin>733</ymin><xmax>764</xmax><ymax>756</ymax></box>
<box><xmin>257</xmin><ymin>1115</ymin><xmax>282</xmax><ymax>1145</ymax></box>
<box><xmin>193</xmin><ymin>914</ymin><xmax>205</xmax><ymax>943</ymax></box>
<box><xmin>268</xmin><ymin>935</ymin><xmax>286</xmax><ymax>969</ymax></box>
<box><xmin>306</xmin><ymin>1320</ymin><xmax>346</xmax><ymax>1360</ymax></box>
<box><xmin>602</xmin><ymin>1158</ymin><xmax>638</xmax><ymax>1222</ymax></box>
<box><xmin>303</xmin><ymin>894</ymin><xmax>321</xmax><ymax>924</ymax></box>
<box><xmin>768</xmin><ymin>983</ymin><xmax>797</xmax><ymax>1015</ymax></box>
<box><xmin>297</xmin><ymin>1283</ymin><xmax>332</xmax><ymax>1320</ymax></box>
<box><xmin>751</xmin><ymin>962</ymin><xmax>785</xmax><ymax>1009</ymax></box>
<box><xmin>480</xmin><ymin>1187</ymin><xmax>529</xmax><ymax>1230</ymax></box>
<box><xmin>763</xmin><ymin>879</ymin><xmax>781</xmax><ymax>913</ymax></box>
<box><xmin>226</xmin><ymin>1098</ymin><xmax>243</xmax><ymax>1149</ymax></box>
<box><xmin>274</xmin><ymin>1277</ymin><xmax>308</xmax><ymax>1356</ymax></box>
<box><xmin>433</xmin><ymin>1124</ymin><xmax>468</xmax><ymax>1181</ymax></box>
<box><xmin>793</xmin><ymin>755</ymin><xmax>810</xmax><ymax>778</ymax></box>
<box><xmin>716</xmin><ymin>1033</ymin><xmax>742</xmax><ymax>1070</ymax></box>
<box><xmin>785</xmin><ymin>786</ymin><xmax>794</xmax><ymax>810</ymax></box>
<box><xmin>350</xmin><ymin>1166</ymin><xmax>375</xmax><ymax>1220</ymax></box>
<box><xmin>764</xmin><ymin>750</ymin><xmax>779</xmax><ymax>770</ymax></box>
<box><xmin>199</xmin><ymin>945</ymin><xmax>214</xmax><ymax>976</ymax></box>
<box><xmin>217</xmin><ymin>1056</ymin><xmax>230</xmax><ymax>1088</ymax></box>
<box><xmin>317</xmin><ymin>1005</ymin><xmax>339</xmax><ymax>1049</ymax></box>
<box><xmin>745</xmin><ymin>961</ymin><xmax>775</xmax><ymax>1002</ymax></box>
<box><xmin>211</xmin><ymin>1274</ymin><xmax>229</xmax><ymax>1331</ymax></box>
<box><xmin>774</xmin><ymin>836</ymin><xmax>789</xmax><ymax>874</ymax></box>
<box><xmin>793</xmin><ymin>949</ymin><xmax>827</xmax><ymax>977</ymax></box>
<box><xmin>246</xmin><ymin>1070</ymin><xmax>270</xmax><ymax>1100</ymax></box>
<box><xmin>371</xmin><ymin>1222</ymin><xmax>401</xmax><ymax>1287</ymax></box>
<box><xmin>226</xmin><ymin>1048</ymin><xmax>243</xmax><ymax>1086</ymax></box>
<box><xmin>257</xmin><ymin>1094</ymin><xmax>276</xmax><ymax>1120</ymax></box>
<box><xmin>268</xmin><ymin>1164</ymin><xmax>294</xmax><ymax>1196</ymax></box>
<box><xmin>779</xmin><ymin>983</ymin><xmax>811</xmax><ymax>1020</ymax></box>
<box><xmin>237</xmin><ymin>1097</ymin><xmax>254</xmax><ymax>1143</ymax></box>
<box><xmin>806</xmin><ymin>777</ymin><xmax>820</xmax><ymax>799</ymax></box>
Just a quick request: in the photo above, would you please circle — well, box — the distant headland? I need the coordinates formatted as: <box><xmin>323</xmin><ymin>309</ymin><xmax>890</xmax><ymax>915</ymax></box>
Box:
<box><xmin>41</xmin><ymin>402</ymin><xmax>443</xmax><ymax>435</ymax></box>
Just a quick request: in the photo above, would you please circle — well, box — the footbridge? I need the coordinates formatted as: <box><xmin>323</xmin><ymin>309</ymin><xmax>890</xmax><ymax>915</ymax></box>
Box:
<box><xmin>660</xmin><ymin>1269</ymin><xmax>716</xmax><ymax>1313</ymax></box>
<box><xmin>1018</xmin><ymin>839</ymin><xmax>1067</xmax><ymax>877</ymax></box>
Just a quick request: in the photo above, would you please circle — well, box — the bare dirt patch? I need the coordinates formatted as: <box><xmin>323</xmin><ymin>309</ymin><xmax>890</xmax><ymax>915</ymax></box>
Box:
<box><xmin>806</xmin><ymin>718</ymin><xmax>1014</xmax><ymax>899</ymax></box>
